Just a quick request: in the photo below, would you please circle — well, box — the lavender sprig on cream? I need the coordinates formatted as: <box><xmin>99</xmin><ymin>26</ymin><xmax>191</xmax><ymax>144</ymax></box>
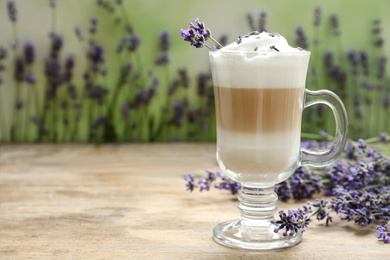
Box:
<box><xmin>180</xmin><ymin>19</ymin><xmax>306</xmax><ymax>53</ymax></box>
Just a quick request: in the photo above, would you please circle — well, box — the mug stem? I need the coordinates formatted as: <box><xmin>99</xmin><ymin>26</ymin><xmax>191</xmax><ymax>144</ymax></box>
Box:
<box><xmin>213</xmin><ymin>185</ymin><xmax>302</xmax><ymax>250</ymax></box>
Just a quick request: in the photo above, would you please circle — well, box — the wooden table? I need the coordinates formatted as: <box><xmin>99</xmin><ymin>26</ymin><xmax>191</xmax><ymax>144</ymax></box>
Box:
<box><xmin>0</xmin><ymin>144</ymin><xmax>388</xmax><ymax>259</ymax></box>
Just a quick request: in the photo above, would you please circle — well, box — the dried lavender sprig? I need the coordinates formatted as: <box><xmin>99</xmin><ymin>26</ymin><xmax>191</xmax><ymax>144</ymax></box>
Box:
<box><xmin>180</xmin><ymin>18</ymin><xmax>223</xmax><ymax>50</ymax></box>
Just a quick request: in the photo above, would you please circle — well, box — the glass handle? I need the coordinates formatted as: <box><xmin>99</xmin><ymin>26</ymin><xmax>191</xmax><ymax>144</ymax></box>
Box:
<box><xmin>300</xmin><ymin>89</ymin><xmax>349</xmax><ymax>167</ymax></box>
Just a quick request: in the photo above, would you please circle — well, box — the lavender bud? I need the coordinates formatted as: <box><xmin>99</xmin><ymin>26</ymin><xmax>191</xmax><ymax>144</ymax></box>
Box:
<box><xmin>247</xmin><ymin>13</ymin><xmax>255</xmax><ymax>31</ymax></box>
<box><xmin>377</xmin><ymin>57</ymin><xmax>387</xmax><ymax>79</ymax></box>
<box><xmin>50</xmin><ymin>34</ymin><xmax>63</xmax><ymax>59</ymax></box>
<box><xmin>25</xmin><ymin>73</ymin><xmax>35</xmax><ymax>84</ymax></box>
<box><xmin>0</xmin><ymin>46</ymin><xmax>8</xmax><ymax>60</ymax></box>
<box><xmin>178</xmin><ymin>68</ymin><xmax>189</xmax><ymax>88</ymax></box>
<box><xmin>65</xmin><ymin>53</ymin><xmax>75</xmax><ymax>70</ymax></box>
<box><xmin>154</xmin><ymin>53</ymin><xmax>170</xmax><ymax>65</ymax></box>
<box><xmin>49</xmin><ymin>0</ymin><xmax>56</xmax><ymax>8</ymax></box>
<box><xmin>89</xmin><ymin>18</ymin><xmax>98</xmax><ymax>34</ymax></box>
<box><xmin>374</xmin><ymin>38</ymin><xmax>384</xmax><ymax>47</ymax></box>
<box><xmin>360</xmin><ymin>51</ymin><xmax>370</xmax><ymax>76</ymax></box>
<box><xmin>128</xmin><ymin>34</ymin><xmax>142</xmax><ymax>52</ymax></box>
<box><xmin>259</xmin><ymin>11</ymin><xmax>268</xmax><ymax>32</ymax></box>
<box><xmin>330</xmin><ymin>14</ymin><xmax>340</xmax><ymax>36</ymax></box>
<box><xmin>15</xmin><ymin>100</ymin><xmax>23</xmax><ymax>110</ymax></box>
<box><xmin>159</xmin><ymin>30</ymin><xmax>171</xmax><ymax>52</ymax></box>
<box><xmin>173</xmin><ymin>100</ymin><xmax>183</xmax><ymax>128</ymax></box>
<box><xmin>14</xmin><ymin>58</ymin><xmax>24</xmax><ymax>82</ymax></box>
<box><xmin>24</xmin><ymin>42</ymin><xmax>36</xmax><ymax>65</ymax></box>
<box><xmin>197</xmin><ymin>73</ymin><xmax>209</xmax><ymax>96</ymax></box>
<box><xmin>7</xmin><ymin>0</ymin><xmax>17</xmax><ymax>23</ymax></box>
<box><xmin>294</xmin><ymin>25</ymin><xmax>308</xmax><ymax>49</ymax></box>
<box><xmin>314</xmin><ymin>5</ymin><xmax>322</xmax><ymax>27</ymax></box>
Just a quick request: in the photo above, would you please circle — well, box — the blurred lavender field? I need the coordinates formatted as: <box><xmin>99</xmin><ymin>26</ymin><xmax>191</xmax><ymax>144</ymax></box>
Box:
<box><xmin>0</xmin><ymin>0</ymin><xmax>389</xmax><ymax>143</ymax></box>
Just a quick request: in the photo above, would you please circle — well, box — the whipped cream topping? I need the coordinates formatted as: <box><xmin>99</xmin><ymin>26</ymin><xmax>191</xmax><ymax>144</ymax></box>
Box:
<box><xmin>222</xmin><ymin>31</ymin><xmax>303</xmax><ymax>52</ymax></box>
<box><xmin>209</xmin><ymin>31</ymin><xmax>310</xmax><ymax>89</ymax></box>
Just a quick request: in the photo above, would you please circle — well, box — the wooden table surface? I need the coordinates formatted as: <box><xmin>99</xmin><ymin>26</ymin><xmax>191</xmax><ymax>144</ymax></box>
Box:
<box><xmin>0</xmin><ymin>144</ymin><xmax>388</xmax><ymax>259</ymax></box>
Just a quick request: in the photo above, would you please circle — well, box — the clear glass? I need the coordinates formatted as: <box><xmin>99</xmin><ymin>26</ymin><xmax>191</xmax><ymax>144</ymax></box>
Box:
<box><xmin>209</xmin><ymin>50</ymin><xmax>348</xmax><ymax>250</ymax></box>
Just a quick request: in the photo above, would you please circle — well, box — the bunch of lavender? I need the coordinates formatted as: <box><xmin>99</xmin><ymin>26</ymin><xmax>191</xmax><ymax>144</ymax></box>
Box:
<box><xmin>183</xmin><ymin>134</ymin><xmax>390</xmax><ymax>243</ymax></box>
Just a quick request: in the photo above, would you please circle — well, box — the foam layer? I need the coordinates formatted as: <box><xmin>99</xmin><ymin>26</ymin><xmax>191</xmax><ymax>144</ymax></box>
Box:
<box><xmin>209</xmin><ymin>32</ymin><xmax>310</xmax><ymax>89</ymax></box>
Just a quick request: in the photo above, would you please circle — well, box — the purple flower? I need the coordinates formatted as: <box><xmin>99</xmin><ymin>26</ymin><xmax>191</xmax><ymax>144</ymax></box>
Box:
<box><xmin>0</xmin><ymin>46</ymin><xmax>7</xmax><ymax>60</ymax></box>
<box><xmin>14</xmin><ymin>58</ymin><xmax>25</xmax><ymax>82</ymax></box>
<box><xmin>330</xmin><ymin>14</ymin><xmax>340</xmax><ymax>35</ymax></box>
<box><xmin>25</xmin><ymin>73</ymin><xmax>35</xmax><ymax>84</ymax></box>
<box><xmin>247</xmin><ymin>13</ymin><xmax>255</xmax><ymax>31</ymax></box>
<box><xmin>159</xmin><ymin>30</ymin><xmax>170</xmax><ymax>52</ymax></box>
<box><xmin>24</xmin><ymin>42</ymin><xmax>36</xmax><ymax>65</ymax></box>
<box><xmin>294</xmin><ymin>25</ymin><xmax>308</xmax><ymax>49</ymax></box>
<box><xmin>377</xmin><ymin>224</ymin><xmax>390</xmax><ymax>243</ymax></box>
<box><xmin>259</xmin><ymin>11</ymin><xmax>269</xmax><ymax>32</ymax></box>
<box><xmin>50</xmin><ymin>33</ymin><xmax>63</xmax><ymax>60</ymax></box>
<box><xmin>89</xmin><ymin>18</ymin><xmax>98</xmax><ymax>34</ymax></box>
<box><xmin>155</xmin><ymin>53</ymin><xmax>170</xmax><ymax>65</ymax></box>
<box><xmin>272</xmin><ymin>209</ymin><xmax>309</xmax><ymax>236</ymax></box>
<box><xmin>184</xmin><ymin>174</ymin><xmax>195</xmax><ymax>192</ymax></box>
<box><xmin>7</xmin><ymin>0</ymin><xmax>17</xmax><ymax>23</ymax></box>
<box><xmin>128</xmin><ymin>34</ymin><xmax>142</xmax><ymax>52</ymax></box>
<box><xmin>179</xmin><ymin>18</ymin><xmax>212</xmax><ymax>49</ymax></box>
<box><xmin>314</xmin><ymin>5</ymin><xmax>322</xmax><ymax>27</ymax></box>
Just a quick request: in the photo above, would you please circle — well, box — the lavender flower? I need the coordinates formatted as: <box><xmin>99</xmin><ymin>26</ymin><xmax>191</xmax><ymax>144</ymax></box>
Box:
<box><xmin>23</xmin><ymin>42</ymin><xmax>36</xmax><ymax>65</ymax></box>
<box><xmin>14</xmin><ymin>58</ymin><xmax>24</xmax><ymax>82</ymax></box>
<box><xmin>180</xmin><ymin>18</ymin><xmax>222</xmax><ymax>50</ymax></box>
<box><xmin>25</xmin><ymin>73</ymin><xmax>35</xmax><ymax>84</ymax></box>
<box><xmin>330</xmin><ymin>14</ymin><xmax>340</xmax><ymax>36</ymax></box>
<box><xmin>128</xmin><ymin>34</ymin><xmax>142</xmax><ymax>52</ymax></box>
<box><xmin>89</xmin><ymin>18</ymin><xmax>98</xmax><ymax>34</ymax></box>
<box><xmin>50</xmin><ymin>33</ymin><xmax>63</xmax><ymax>59</ymax></box>
<box><xmin>314</xmin><ymin>5</ymin><xmax>322</xmax><ymax>27</ymax></box>
<box><xmin>7</xmin><ymin>0</ymin><xmax>17</xmax><ymax>23</ymax></box>
<box><xmin>272</xmin><ymin>209</ymin><xmax>309</xmax><ymax>236</ymax></box>
<box><xmin>173</xmin><ymin>100</ymin><xmax>183</xmax><ymax>127</ymax></box>
<box><xmin>294</xmin><ymin>26</ymin><xmax>308</xmax><ymax>49</ymax></box>
<box><xmin>259</xmin><ymin>11</ymin><xmax>268</xmax><ymax>32</ymax></box>
<box><xmin>155</xmin><ymin>53</ymin><xmax>170</xmax><ymax>65</ymax></box>
<box><xmin>0</xmin><ymin>46</ymin><xmax>7</xmax><ymax>60</ymax></box>
<box><xmin>377</xmin><ymin>223</ymin><xmax>390</xmax><ymax>243</ymax></box>
<box><xmin>158</xmin><ymin>30</ymin><xmax>170</xmax><ymax>52</ymax></box>
<box><xmin>377</xmin><ymin>57</ymin><xmax>387</xmax><ymax>79</ymax></box>
<box><xmin>247</xmin><ymin>13</ymin><xmax>255</xmax><ymax>31</ymax></box>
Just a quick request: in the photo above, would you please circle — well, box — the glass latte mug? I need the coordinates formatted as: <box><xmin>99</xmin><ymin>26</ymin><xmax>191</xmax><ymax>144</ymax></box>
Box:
<box><xmin>209</xmin><ymin>50</ymin><xmax>348</xmax><ymax>250</ymax></box>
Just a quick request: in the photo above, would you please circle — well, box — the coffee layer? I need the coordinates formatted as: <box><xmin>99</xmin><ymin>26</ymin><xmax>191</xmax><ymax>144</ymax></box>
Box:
<box><xmin>214</xmin><ymin>86</ymin><xmax>305</xmax><ymax>133</ymax></box>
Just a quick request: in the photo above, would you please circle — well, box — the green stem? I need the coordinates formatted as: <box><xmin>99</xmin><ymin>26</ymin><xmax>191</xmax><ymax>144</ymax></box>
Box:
<box><xmin>209</xmin><ymin>36</ymin><xmax>223</xmax><ymax>48</ymax></box>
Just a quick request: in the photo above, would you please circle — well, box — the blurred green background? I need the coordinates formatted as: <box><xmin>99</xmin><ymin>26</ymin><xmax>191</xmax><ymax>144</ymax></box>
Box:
<box><xmin>0</xmin><ymin>0</ymin><xmax>389</xmax><ymax>142</ymax></box>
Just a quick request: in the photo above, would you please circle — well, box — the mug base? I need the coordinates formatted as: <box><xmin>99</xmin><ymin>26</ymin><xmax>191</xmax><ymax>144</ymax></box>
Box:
<box><xmin>213</xmin><ymin>219</ymin><xmax>302</xmax><ymax>250</ymax></box>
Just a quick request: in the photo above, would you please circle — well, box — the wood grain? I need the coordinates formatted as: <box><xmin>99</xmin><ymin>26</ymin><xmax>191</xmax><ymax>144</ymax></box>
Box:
<box><xmin>0</xmin><ymin>144</ymin><xmax>388</xmax><ymax>259</ymax></box>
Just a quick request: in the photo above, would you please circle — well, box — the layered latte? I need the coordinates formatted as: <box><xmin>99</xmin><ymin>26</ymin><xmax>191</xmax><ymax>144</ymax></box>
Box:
<box><xmin>209</xmin><ymin>32</ymin><xmax>310</xmax><ymax>186</ymax></box>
